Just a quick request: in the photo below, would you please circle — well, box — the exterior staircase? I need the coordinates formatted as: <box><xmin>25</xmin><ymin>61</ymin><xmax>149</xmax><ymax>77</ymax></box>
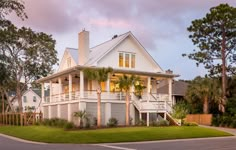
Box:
<box><xmin>132</xmin><ymin>93</ymin><xmax>179</xmax><ymax>126</ymax></box>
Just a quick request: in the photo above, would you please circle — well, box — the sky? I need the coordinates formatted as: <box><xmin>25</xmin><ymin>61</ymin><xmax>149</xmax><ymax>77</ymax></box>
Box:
<box><xmin>7</xmin><ymin>0</ymin><xmax>236</xmax><ymax>80</ymax></box>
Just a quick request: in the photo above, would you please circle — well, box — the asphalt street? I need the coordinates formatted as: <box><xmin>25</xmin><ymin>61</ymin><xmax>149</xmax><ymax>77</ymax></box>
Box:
<box><xmin>1</xmin><ymin>134</ymin><xmax>236</xmax><ymax>150</ymax></box>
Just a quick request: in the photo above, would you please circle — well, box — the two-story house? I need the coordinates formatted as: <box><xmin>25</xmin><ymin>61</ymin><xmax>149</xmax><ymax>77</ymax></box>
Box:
<box><xmin>37</xmin><ymin>30</ymin><xmax>178</xmax><ymax>126</ymax></box>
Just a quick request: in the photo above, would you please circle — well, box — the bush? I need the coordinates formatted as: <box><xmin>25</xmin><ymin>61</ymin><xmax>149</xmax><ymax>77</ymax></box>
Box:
<box><xmin>63</xmin><ymin>122</ymin><xmax>75</xmax><ymax>130</ymax></box>
<box><xmin>183</xmin><ymin>122</ymin><xmax>198</xmax><ymax>126</ymax></box>
<box><xmin>41</xmin><ymin>118</ymin><xmax>71</xmax><ymax>128</ymax></box>
<box><xmin>93</xmin><ymin>117</ymin><xmax>97</xmax><ymax>126</ymax></box>
<box><xmin>157</xmin><ymin>120</ymin><xmax>169</xmax><ymax>126</ymax></box>
<box><xmin>107</xmin><ymin>117</ymin><xmax>118</xmax><ymax>127</ymax></box>
<box><xmin>150</xmin><ymin>121</ymin><xmax>158</xmax><ymax>126</ymax></box>
<box><xmin>135</xmin><ymin>120</ymin><xmax>146</xmax><ymax>126</ymax></box>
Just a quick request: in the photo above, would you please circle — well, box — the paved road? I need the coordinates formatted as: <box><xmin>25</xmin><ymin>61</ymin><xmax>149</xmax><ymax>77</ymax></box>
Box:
<box><xmin>1</xmin><ymin>134</ymin><xmax>236</xmax><ymax>150</ymax></box>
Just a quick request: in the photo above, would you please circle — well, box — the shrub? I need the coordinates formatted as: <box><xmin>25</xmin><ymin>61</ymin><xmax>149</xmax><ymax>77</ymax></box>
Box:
<box><xmin>93</xmin><ymin>117</ymin><xmax>97</xmax><ymax>126</ymax></box>
<box><xmin>107</xmin><ymin>117</ymin><xmax>118</xmax><ymax>127</ymax></box>
<box><xmin>135</xmin><ymin>120</ymin><xmax>146</xmax><ymax>126</ymax></box>
<box><xmin>85</xmin><ymin>117</ymin><xmax>91</xmax><ymax>128</ymax></box>
<box><xmin>41</xmin><ymin>118</ymin><xmax>71</xmax><ymax>128</ymax></box>
<box><xmin>63</xmin><ymin>122</ymin><xmax>75</xmax><ymax>130</ymax></box>
<box><xmin>150</xmin><ymin>121</ymin><xmax>158</xmax><ymax>126</ymax></box>
<box><xmin>157</xmin><ymin>120</ymin><xmax>169</xmax><ymax>126</ymax></box>
<box><xmin>183</xmin><ymin>122</ymin><xmax>198</xmax><ymax>126</ymax></box>
<box><xmin>212</xmin><ymin>115</ymin><xmax>220</xmax><ymax>127</ymax></box>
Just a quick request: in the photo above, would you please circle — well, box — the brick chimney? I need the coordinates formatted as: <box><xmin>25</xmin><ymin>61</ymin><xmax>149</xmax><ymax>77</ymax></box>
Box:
<box><xmin>78</xmin><ymin>29</ymin><xmax>89</xmax><ymax>65</ymax></box>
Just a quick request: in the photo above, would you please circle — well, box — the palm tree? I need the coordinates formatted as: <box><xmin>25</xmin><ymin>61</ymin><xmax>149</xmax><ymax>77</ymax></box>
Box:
<box><xmin>185</xmin><ymin>76</ymin><xmax>220</xmax><ymax>114</ymax></box>
<box><xmin>117</xmin><ymin>74</ymin><xmax>139</xmax><ymax>126</ymax></box>
<box><xmin>73</xmin><ymin>110</ymin><xmax>87</xmax><ymax>127</ymax></box>
<box><xmin>84</xmin><ymin>67</ymin><xmax>113</xmax><ymax>127</ymax></box>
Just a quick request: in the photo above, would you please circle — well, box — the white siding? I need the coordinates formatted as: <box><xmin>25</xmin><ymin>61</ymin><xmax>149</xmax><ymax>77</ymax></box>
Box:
<box><xmin>97</xmin><ymin>37</ymin><xmax>162</xmax><ymax>73</ymax></box>
<box><xmin>22</xmin><ymin>90</ymin><xmax>41</xmax><ymax>113</ymax></box>
<box><xmin>111</xmin><ymin>103</ymin><xmax>126</xmax><ymax>125</ymax></box>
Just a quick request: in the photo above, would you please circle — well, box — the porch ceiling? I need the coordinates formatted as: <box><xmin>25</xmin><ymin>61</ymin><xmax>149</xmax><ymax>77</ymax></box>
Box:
<box><xmin>37</xmin><ymin>66</ymin><xmax>179</xmax><ymax>83</ymax></box>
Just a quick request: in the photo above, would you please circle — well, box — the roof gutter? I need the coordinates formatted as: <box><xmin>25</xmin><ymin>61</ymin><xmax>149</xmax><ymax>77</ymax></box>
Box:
<box><xmin>37</xmin><ymin>66</ymin><xmax>179</xmax><ymax>83</ymax></box>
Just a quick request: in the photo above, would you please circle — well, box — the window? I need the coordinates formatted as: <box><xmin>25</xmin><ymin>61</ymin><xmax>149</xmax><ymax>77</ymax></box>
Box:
<box><xmin>131</xmin><ymin>54</ymin><xmax>135</xmax><ymax>68</ymax></box>
<box><xmin>33</xmin><ymin>96</ymin><xmax>37</xmax><ymax>102</ymax></box>
<box><xmin>23</xmin><ymin>96</ymin><xmax>27</xmax><ymax>103</ymax></box>
<box><xmin>118</xmin><ymin>52</ymin><xmax>135</xmax><ymax>68</ymax></box>
<box><xmin>125</xmin><ymin>54</ymin><xmax>129</xmax><ymax>68</ymax></box>
<box><xmin>119</xmin><ymin>53</ymin><xmax>123</xmax><ymax>67</ymax></box>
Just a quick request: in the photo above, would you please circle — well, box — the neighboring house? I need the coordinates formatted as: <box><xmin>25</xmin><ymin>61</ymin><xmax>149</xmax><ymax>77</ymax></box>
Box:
<box><xmin>156</xmin><ymin>80</ymin><xmax>189</xmax><ymax>105</ymax></box>
<box><xmin>12</xmin><ymin>88</ymin><xmax>42</xmax><ymax>113</ymax></box>
<box><xmin>37</xmin><ymin>30</ymin><xmax>178</xmax><ymax>126</ymax></box>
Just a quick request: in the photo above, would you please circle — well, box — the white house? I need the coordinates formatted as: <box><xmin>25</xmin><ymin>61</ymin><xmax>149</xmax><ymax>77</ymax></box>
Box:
<box><xmin>12</xmin><ymin>88</ymin><xmax>42</xmax><ymax>113</ymax></box>
<box><xmin>37</xmin><ymin>30</ymin><xmax>178</xmax><ymax>126</ymax></box>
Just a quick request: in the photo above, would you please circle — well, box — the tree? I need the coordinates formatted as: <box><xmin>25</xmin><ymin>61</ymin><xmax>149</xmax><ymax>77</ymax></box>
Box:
<box><xmin>84</xmin><ymin>67</ymin><xmax>113</xmax><ymax>127</ymax></box>
<box><xmin>0</xmin><ymin>0</ymin><xmax>27</xmax><ymax>20</ymax></box>
<box><xmin>117</xmin><ymin>74</ymin><xmax>139</xmax><ymax>126</ymax></box>
<box><xmin>172</xmin><ymin>101</ymin><xmax>189</xmax><ymax>125</ymax></box>
<box><xmin>73</xmin><ymin>110</ymin><xmax>89</xmax><ymax>128</ymax></box>
<box><xmin>183</xmin><ymin>4</ymin><xmax>236</xmax><ymax>112</ymax></box>
<box><xmin>0</xmin><ymin>0</ymin><xmax>27</xmax><ymax>112</ymax></box>
<box><xmin>185</xmin><ymin>76</ymin><xmax>221</xmax><ymax>114</ymax></box>
<box><xmin>0</xmin><ymin>22</ymin><xmax>58</xmax><ymax>112</ymax></box>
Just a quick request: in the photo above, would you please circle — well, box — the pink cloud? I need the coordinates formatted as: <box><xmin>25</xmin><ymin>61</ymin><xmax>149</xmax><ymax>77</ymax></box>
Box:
<box><xmin>90</xmin><ymin>19</ymin><xmax>131</xmax><ymax>28</ymax></box>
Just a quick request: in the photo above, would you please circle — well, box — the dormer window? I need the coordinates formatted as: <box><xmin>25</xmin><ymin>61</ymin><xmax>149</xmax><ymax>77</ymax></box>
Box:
<box><xmin>119</xmin><ymin>53</ymin><xmax>123</xmax><ymax>67</ymax></box>
<box><xmin>119</xmin><ymin>52</ymin><xmax>135</xmax><ymax>68</ymax></box>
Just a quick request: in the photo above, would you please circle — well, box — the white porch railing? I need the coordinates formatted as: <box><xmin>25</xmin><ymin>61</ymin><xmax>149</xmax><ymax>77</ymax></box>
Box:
<box><xmin>132</xmin><ymin>93</ymin><xmax>173</xmax><ymax>113</ymax></box>
<box><xmin>44</xmin><ymin>91</ymin><xmax>125</xmax><ymax>103</ymax></box>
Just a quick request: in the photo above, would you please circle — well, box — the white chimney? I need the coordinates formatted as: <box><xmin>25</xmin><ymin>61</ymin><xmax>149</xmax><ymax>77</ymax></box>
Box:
<box><xmin>79</xmin><ymin>30</ymin><xmax>89</xmax><ymax>65</ymax></box>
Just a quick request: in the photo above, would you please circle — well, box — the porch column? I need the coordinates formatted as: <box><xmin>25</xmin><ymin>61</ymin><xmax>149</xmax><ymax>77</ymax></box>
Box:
<box><xmin>49</xmin><ymin>80</ymin><xmax>53</xmax><ymax>102</ymax></box>
<box><xmin>68</xmin><ymin>103</ymin><xmax>71</xmax><ymax>121</ymax></box>
<box><xmin>147</xmin><ymin>77</ymin><xmax>151</xmax><ymax>102</ymax></box>
<box><xmin>69</xmin><ymin>74</ymin><xmax>72</xmax><ymax>101</ymax></box>
<box><xmin>105</xmin><ymin>103</ymin><xmax>111</xmax><ymax>124</ymax></box>
<box><xmin>57</xmin><ymin>104</ymin><xmax>61</xmax><ymax>118</ymax></box>
<box><xmin>58</xmin><ymin>77</ymin><xmax>62</xmax><ymax>102</ymax></box>
<box><xmin>106</xmin><ymin>73</ymin><xmax>110</xmax><ymax>92</ymax></box>
<box><xmin>41</xmin><ymin>83</ymin><xmax>44</xmax><ymax>103</ymax></box>
<box><xmin>147</xmin><ymin>112</ymin><xmax>149</xmax><ymax>126</ymax></box>
<box><xmin>168</xmin><ymin>78</ymin><xmax>172</xmax><ymax>108</ymax></box>
<box><xmin>139</xmin><ymin>112</ymin><xmax>142</xmax><ymax>121</ymax></box>
<box><xmin>48</xmin><ymin>105</ymin><xmax>52</xmax><ymax>119</ymax></box>
<box><xmin>80</xmin><ymin>71</ymin><xmax>84</xmax><ymax>98</ymax></box>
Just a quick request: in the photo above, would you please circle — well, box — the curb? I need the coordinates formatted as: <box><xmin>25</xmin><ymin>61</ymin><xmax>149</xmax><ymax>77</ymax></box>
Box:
<box><xmin>0</xmin><ymin>133</ymin><xmax>47</xmax><ymax>145</ymax></box>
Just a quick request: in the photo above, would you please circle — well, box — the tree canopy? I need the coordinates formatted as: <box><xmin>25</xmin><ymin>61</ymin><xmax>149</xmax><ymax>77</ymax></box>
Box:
<box><xmin>0</xmin><ymin>0</ymin><xmax>27</xmax><ymax>20</ymax></box>
<box><xmin>183</xmin><ymin>4</ymin><xmax>236</xmax><ymax>111</ymax></box>
<box><xmin>184</xmin><ymin>4</ymin><xmax>236</xmax><ymax>76</ymax></box>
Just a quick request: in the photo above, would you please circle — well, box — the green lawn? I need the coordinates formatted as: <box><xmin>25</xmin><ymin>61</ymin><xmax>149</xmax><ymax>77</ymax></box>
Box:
<box><xmin>0</xmin><ymin>126</ymin><xmax>232</xmax><ymax>144</ymax></box>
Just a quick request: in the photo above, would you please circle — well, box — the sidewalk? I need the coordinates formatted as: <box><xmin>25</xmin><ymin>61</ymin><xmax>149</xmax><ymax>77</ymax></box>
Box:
<box><xmin>200</xmin><ymin>125</ymin><xmax>236</xmax><ymax>136</ymax></box>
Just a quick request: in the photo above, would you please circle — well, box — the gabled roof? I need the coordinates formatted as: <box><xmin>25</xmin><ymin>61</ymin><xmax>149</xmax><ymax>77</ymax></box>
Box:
<box><xmin>156</xmin><ymin>81</ymin><xmax>189</xmax><ymax>96</ymax></box>
<box><xmin>67</xmin><ymin>48</ymin><xmax>78</xmax><ymax>64</ymax></box>
<box><xmin>86</xmin><ymin>32</ymin><xmax>130</xmax><ymax>66</ymax></box>
<box><xmin>65</xmin><ymin>31</ymin><xmax>163</xmax><ymax>71</ymax></box>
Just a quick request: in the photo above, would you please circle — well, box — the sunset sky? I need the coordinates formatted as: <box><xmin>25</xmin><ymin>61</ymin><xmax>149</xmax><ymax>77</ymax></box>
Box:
<box><xmin>8</xmin><ymin>0</ymin><xmax>236</xmax><ymax>80</ymax></box>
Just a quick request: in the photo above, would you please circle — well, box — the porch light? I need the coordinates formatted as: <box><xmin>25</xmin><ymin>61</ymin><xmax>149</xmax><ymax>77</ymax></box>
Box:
<box><xmin>75</xmin><ymin>74</ymin><xmax>79</xmax><ymax>78</ymax></box>
<box><xmin>64</xmin><ymin>77</ymin><xmax>68</xmax><ymax>81</ymax></box>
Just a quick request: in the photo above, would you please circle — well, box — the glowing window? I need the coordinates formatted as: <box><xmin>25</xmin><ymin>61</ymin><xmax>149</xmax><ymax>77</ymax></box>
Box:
<box><xmin>125</xmin><ymin>54</ymin><xmax>129</xmax><ymax>68</ymax></box>
<box><xmin>119</xmin><ymin>53</ymin><xmax>123</xmax><ymax>67</ymax></box>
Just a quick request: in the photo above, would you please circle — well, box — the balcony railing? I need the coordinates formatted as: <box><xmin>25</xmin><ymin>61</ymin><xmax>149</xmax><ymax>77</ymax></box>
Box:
<box><xmin>44</xmin><ymin>91</ymin><xmax>125</xmax><ymax>103</ymax></box>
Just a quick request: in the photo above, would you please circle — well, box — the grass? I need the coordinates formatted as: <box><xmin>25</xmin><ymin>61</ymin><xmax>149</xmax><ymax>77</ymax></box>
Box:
<box><xmin>0</xmin><ymin>126</ymin><xmax>232</xmax><ymax>144</ymax></box>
